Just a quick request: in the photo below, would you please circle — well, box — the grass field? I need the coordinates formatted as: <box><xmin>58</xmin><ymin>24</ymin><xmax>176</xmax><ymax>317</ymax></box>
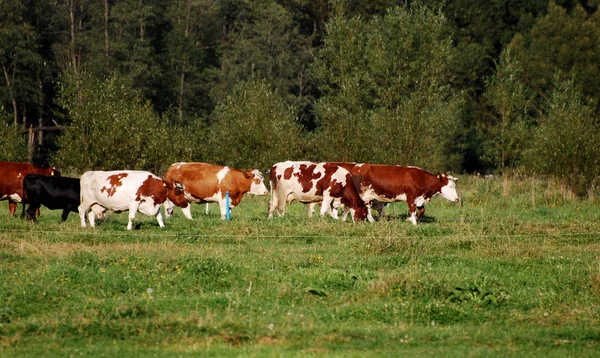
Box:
<box><xmin>1</xmin><ymin>175</ymin><xmax>599</xmax><ymax>357</ymax></box>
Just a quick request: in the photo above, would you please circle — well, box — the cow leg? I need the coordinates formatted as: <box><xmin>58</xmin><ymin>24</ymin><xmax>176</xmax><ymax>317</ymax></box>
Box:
<box><xmin>181</xmin><ymin>204</ymin><xmax>193</xmax><ymax>220</ymax></box>
<box><xmin>20</xmin><ymin>202</ymin><xmax>26</xmax><ymax>219</ymax></box>
<box><xmin>127</xmin><ymin>202</ymin><xmax>140</xmax><ymax>230</ymax></box>
<box><xmin>365</xmin><ymin>203</ymin><xmax>376</xmax><ymax>223</ymax></box>
<box><xmin>155</xmin><ymin>211</ymin><xmax>165</xmax><ymax>228</ymax></box>
<box><xmin>406</xmin><ymin>201</ymin><xmax>418</xmax><ymax>226</ymax></box>
<box><xmin>26</xmin><ymin>204</ymin><xmax>40</xmax><ymax>223</ymax></box>
<box><xmin>218</xmin><ymin>199</ymin><xmax>227</xmax><ymax>220</ymax></box>
<box><xmin>60</xmin><ymin>209</ymin><xmax>70</xmax><ymax>222</ymax></box>
<box><xmin>9</xmin><ymin>200</ymin><xmax>17</xmax><ymax>217</ymax></box>
<box><xmin>320</xmin><ymin>196</ymin><xmax>338</xmax><ymax>220</ymax></box>
<box><xmin>307</xmin><ymin>202</ymin><xmax>317</xmax><ymax>218</ymax></box>
<box><xmin>78</xmin><ymin>203</ymin><xmax>90</xmax><ymax>228</ymax></box>
<box><xmin>163</xmin><ymin>201</ymin><xmax>173</xmax><ymax>218</ymax></box>
<box><xmin>417</xmin><ymin>205</ymin><xmax>425</xmax><ymax>218</ymax></box>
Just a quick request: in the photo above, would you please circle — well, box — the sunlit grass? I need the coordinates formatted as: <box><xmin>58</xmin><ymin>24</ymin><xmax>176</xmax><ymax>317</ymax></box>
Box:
<box><xmin>0</xmin><ymin>175</ymin><xmax>599</xmax><ymax>356</ymax></box>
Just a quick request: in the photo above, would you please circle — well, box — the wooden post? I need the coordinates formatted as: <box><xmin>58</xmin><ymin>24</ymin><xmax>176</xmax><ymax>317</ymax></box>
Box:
<box><xmin>28</xmin><ymin>125</ymin><xmax>34</xmax><ymax>163</ymax></box>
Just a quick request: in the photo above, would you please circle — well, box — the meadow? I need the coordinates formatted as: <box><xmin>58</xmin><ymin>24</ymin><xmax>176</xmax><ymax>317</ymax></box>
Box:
<box><xmin>0</xmin><ymin>175</ymin><xmax>599</xmax><ymax>357</ymax></box>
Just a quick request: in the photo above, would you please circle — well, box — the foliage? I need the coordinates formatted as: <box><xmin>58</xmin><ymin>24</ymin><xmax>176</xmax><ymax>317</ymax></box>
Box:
<box><xmin>214</xmin><ymin>0</ymin><xmax>314</xmax><ymax>112</ymax></box>
<box><xmin>54</xmin><ymin>72</ymin><xmax>190</xmax><ymax>174</ymax></box>
<box><xmin>522</xmin><ymin>77</ymin><xmax>600</xmax><ymax>196</ymax></box>
<box><xmin>478</xmin><ymin>50</ymin><xmax>534</xmax><ymax>173</ymax></box>
<box><xmin>205</xmin><ymin>78</ymin><xmax>303</xmax><ymax>171</ymax></box>
<box><xmin>311</xmin><ymin>5</ymin><xmax>462</xmax><ymax>169</ymax></box>
<box><xmin>509</xmin><ymin>1</ymin><xmax>600</xmax><ymax>113</ymax></box>
<box><xmin>0</xmin><ymin>112</ymin><xmax>27</xmax><ymax>162</ymax></box>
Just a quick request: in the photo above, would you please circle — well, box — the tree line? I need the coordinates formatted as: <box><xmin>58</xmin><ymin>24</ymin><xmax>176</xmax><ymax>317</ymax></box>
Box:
<box><xmin>1</xmin><ymin>0</ymin><xmax>599</xmax><ymax>195</ymax></box>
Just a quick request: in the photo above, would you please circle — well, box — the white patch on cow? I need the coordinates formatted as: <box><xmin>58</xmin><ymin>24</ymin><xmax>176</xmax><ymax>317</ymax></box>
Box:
<box><xmin>360</xmin><ymin>184</ymin><xmax>405</xmax><ymax>204</ymax></box>
<box><xmin>330</xmin><ymin>167</ymin><xmax>348</xmax><ymax>186</ymax></box>
<box><xmin>414</xmin><ymin>195</ymin><xmax>427</xmax><ymax>207</ymax></box>
<box><xmin>9</xmin><ymin>194</ymin><xmax>22</xmax><ymax>202</ymax></box>
<box><xmin>440</xmin><ymin>180</ymin><xmax>459</xmax><ymax>202</ymax></box>
<box><xmin>217</xmin><ymin>167</ymin><xmax>229</xmax><ymax>183</ymax></box>
<box><xmin>204</xmin><ymin>190</ymin><xmax>223</xmax><ymax>203</ymax></box>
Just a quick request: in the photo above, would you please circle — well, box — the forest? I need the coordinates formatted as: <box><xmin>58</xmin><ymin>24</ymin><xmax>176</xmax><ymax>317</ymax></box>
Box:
<box><xmin>1</xmin><ymin>0</ymin><xmax>599</xmax><ymax>196</ymax></box>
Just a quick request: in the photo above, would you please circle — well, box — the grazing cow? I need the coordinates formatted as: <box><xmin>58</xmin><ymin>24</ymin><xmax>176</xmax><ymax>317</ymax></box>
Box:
<box><xmin>347</xmin><ymin>164</ymin><xmax>459</xmax><ymax>224</ymax></box>
<box><xmin>268</xmin><ymin>161</ymin><xmax>368</xmax><ymax>221</ymax></box>
<box><xmin>164</xmin><ymin>162</ymin><xmax>269</xmax><ymax>220</ymax></box>
<box><xmin>78</xmin><ymin>170</ymin><xmax>188</xmax><ymax>230</ymax></box>
<box><xmin>0</xmin><ymin>161</ymin><xmax>60</xmax><ymax>217</ymax></box>
<box><xmin>306</xmin><ymin>162</ymin><xmax>386</xmax><ymax>219</ymax></box>
<box><xmin>23</xmin><ymin>174</ymin><xmax>80</xmax><ymax>222</ymax></box>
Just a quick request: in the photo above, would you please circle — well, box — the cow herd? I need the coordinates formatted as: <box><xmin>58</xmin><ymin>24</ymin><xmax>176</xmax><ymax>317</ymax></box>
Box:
<box><xmin>0</xmin><ymin>160</ymin><xmax>459</xmax><ymax>230</ymax></box>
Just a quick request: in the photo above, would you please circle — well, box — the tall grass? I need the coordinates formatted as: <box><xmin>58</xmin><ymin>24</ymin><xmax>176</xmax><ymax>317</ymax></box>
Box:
<box><xmin>0</xmin><ymin>175</ymin><xmax>599</xmax><ymax>356</ymax></box>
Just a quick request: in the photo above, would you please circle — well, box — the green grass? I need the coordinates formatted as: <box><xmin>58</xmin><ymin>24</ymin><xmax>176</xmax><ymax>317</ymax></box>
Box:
<box><xmin>1</xmin><ymin>175</ymin><xmax>599</xmax><ymax>356</ymax></box>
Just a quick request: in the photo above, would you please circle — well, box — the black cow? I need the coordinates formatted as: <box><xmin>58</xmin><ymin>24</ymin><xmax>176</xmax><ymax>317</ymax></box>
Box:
<box><xmin>23</xmin><ymin>174</ymin><xmax>80</xmax><ymax>222</ymax></box>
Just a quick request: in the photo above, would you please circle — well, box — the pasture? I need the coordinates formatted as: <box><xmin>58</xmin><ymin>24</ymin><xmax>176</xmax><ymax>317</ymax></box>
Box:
<box><xmin>1</xmin><ymin>175</ymin><xmax>599</xmax><ymax>357</ymax></box>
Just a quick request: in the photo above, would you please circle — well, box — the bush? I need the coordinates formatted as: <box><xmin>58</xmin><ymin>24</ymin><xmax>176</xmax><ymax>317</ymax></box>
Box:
<box><xmin>205</xmin><ymin>78</ymin><xmax>303</xmax><ymax>171</ymax></box>
<box><xmin>0</xmin><ymin>111</ymin><xmax>27</xmax><ymax>162</ymax></box>
<box><xmin>54</xmin><ymin>72</ymin><xmax>190</xmax><ymax>175</ymax></box>
<box><xmin>522</xmin><ymin>77</ymin><xmax>600</xmax><ymax>196</ymax></box>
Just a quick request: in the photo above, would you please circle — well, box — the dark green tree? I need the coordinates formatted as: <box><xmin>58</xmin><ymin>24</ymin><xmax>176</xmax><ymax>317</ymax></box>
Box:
<box><xmin>509</xmin><ymin>1</ymin><xmax>600</xmax><ymax>112</ymax></box>
<box><xmin>311</xmin><ymin>5</ymin><xmax>462</xmax><ymax>169</ymax></box>
<box><xmin>478</xmin><ymin>50</ymin><xmax>534</xmax><ymax>173</ymax></box>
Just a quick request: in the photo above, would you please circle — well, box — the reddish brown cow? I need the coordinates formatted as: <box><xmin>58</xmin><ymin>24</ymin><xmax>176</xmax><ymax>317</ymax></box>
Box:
<box><xmin>268</xmin><ymin>161</ymin><xmax>368</xmax><ymax>221</ymax></box>
<box><xmin>164</xmin><ymin>162</ymin><xmax>268</xmax><ymax>220</ymax></box>
<box><xmin>348</xmin><ymin>164</ymin><xmax>459</xmax><ymax>224</ymax></box>
<box><xmin>0</xmin><ymin>161</ymin><xmax>60</xmax><ymax>217</ymax></box>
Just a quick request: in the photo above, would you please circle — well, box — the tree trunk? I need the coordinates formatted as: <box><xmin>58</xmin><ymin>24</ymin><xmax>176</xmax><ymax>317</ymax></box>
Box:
<box><xmin>69</xmin><ymin>0</ymin><xmax>78</xmax><ymax>74</ymax></box>
<box><xmin>178</xmin><ymin>0</ymin><xmax>192</xmax><ymax>122</ymax></box>
<box><xmin>2</xmin><ymin>63</ymin><xmax>18</xmax><ymax>125</ymax></box>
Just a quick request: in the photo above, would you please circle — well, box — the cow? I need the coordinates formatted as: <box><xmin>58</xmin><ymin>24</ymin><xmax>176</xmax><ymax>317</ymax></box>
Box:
<box><xmin>22</xmin><ymin>174</ymin><xmax>80</xmax><ymax>223</ymax></box>
<box><xmin>163</xmin><ymin>162</ymin><xmax>269</xmax><ymax>220</ymax></box>
<box><xmin>305</xmin><ymin>162</ymin><xmax>386</xmax><ymax>220</ymax></box>
<box><xmin>268</xmin><ymin>161</ymin><xmax>368</xmax><ymax>221</ymax></box>
<box><xmin>345</xmin><ymin>164</ymin><xmax>459</xmax><ymax>224</ymax></box>
<box><xmin>78</xmin><ymin>170</ymin><xmax>188</xmax><ymax>230</ymax></box>
<box><xmin>0</xmin><ymin>161</ymin><xmax>60</xmax><ymax>217</ymax></box>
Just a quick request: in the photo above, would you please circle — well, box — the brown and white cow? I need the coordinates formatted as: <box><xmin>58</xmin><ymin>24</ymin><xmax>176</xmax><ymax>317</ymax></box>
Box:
<box><xmin>78</xmin><ymin>170</ymin><xmax>188</xmax><ymax>230</ymax></box>
<box><xmin>347</xmin><ymin>164</ymin><xmax>459</xmax><ymax>224</ymax></box>
<box><xmin>164</xmin><ymin>162</ymin><xmax>269</xmax><ymax>220</ymax></box>
<box><xmin>268</xmin><ymin>161</ymin><xmax>368</xmax><ymax>221</ymax></box>
<box><xmin>0</xmin><ymin>161</ymin><xmax>60</xmax><ymax>217</ymax></box>
<box><xmin>306</xmin><ymin>162</ymin><xmax>385</xmax><ymax>219</ymax></box>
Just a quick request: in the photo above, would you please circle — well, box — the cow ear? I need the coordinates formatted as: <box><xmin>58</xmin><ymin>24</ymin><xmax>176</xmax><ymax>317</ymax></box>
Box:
<box><xmin>243</xmin><ymin>170</ymin><xmax>252</xmax><ymax>179</ymax></box>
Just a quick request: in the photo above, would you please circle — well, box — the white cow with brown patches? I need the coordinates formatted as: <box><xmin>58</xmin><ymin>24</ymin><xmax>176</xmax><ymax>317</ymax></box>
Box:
<box><xmin>78</xmin><ymin>170</ymin><xmax>187</xmax><ymax>230</ymax></box>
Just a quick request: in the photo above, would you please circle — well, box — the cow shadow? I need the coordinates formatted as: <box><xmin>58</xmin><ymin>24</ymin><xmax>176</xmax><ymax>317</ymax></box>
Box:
<box><xmin>378</xmin><ymin>213</ymin><xmax>438</xmax><ymax>224</ymax></box>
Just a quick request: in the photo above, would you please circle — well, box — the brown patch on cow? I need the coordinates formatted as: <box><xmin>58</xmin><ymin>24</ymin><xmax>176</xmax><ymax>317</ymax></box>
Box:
<box><xmin>283</xmin><ymin>167</ymin><xmax>294</xmax><ymax>180</ymax></box>
<box><xmin>295</xmin><ymin>164</ymin><xmax>320</xmax><ymax>193</ymax></box>
<box><xmin>135</xmin><ymin>175</ymin><xmax>167</xmax><ymax>206</ymax></box>
<box><xmin>101</xmin><ymin>173</ymin><xmax>128</xmax><ymax>197</ymax></box>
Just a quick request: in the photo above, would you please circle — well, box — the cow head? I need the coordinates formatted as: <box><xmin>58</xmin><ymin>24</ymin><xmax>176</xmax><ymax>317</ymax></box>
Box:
<box><xmin>247</xmin><ymin>169</ymin><xmax>269</xmax><ymax>196</ymax></box>
<box><xmin>351</xmin><ymin>205</ymin><xmax>369</xmax><ymax>222</ymax></box>
<box><xmin>437</xmin><ymin>173</ymin><xmax>459</xmax><ymax>202</ymax></box>
<box><xmin>164</xmin><ymin>180</ymin><xmax>189</xmax><ymax>215</ymax></box>
<box><xmin>50</xmin><ymin>166</ymin><xmax>61</xmax><ymax>176</ymax></box>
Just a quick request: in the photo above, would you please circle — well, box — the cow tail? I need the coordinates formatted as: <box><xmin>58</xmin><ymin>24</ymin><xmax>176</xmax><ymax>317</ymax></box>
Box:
<box><xmin>269</xmin><ymin>179</ymin><xmax>274</xmax><ymax>213</ymax></box>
